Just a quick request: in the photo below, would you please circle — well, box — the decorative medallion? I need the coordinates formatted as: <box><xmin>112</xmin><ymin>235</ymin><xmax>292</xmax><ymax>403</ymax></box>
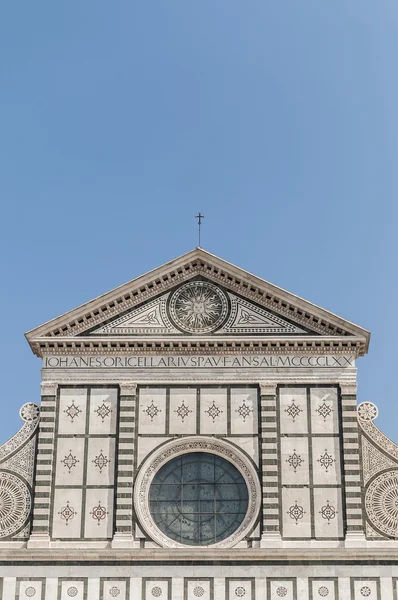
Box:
<box><xmin>92</xmin><ymin>450</ymin><xmax>109</xmax><ymax>473</ymax></box>
<box><xmin>235</xmin><ymin>587</ymin><xmax>246</xmax><ymax>597</ymax></box>
<box><xmin>287</xmin><ymin>501</ymin><xmax>305</xmax><ymax>524</ymax></box>
<box><xmin>235</xmin><ymin>400</ymin><xmax>253</xmax><ymax>422</ymax></box>
<box><xmin>284</xmin><ymin>399</ymin><xmax>303</xmax><ymax>422</ymax></box>
<box><xmin>317</xmin><ymin>450</ymin><xmax>334</xmax><ymax>473</ymax></box>
<box><xmin>318</xmin><ymin>587</ymin><xmax>329</xmax><ymax>597</ymax></box>
<box><xmin>0</xmin><ymin>471</ymin><xmax>31</xmax><ymax>538</ymax></box>
<box><xmin>168</xmin><ymin>281</ymin><xmax>228</xmax><ymax>333</ymax></box>
<box><xmin>193</xmin><ymin>586</ymin><xmax>205</xmax><ymax>597</ymax></box>
<box><xmin>360</xmin><ymin>587</ymin><xmax>371</xmax><ymax>597</ymax></box>
<box><xmin>144</xmin><ymin>400</ymin><xmax>161</xmax><ymax>421</ymax></box>
<box><xmin>365</xmin><ymin>469</ymin><xmax>398</xmax><ymax>537</ymax></box>
<box><xmin>276</xmin><ymin>587</ymin><xmax>288</xmax><ymax>598</ymax></box>
<box><xmin>58</xmin><ymin>501</ymin><xmax>77</xmax><ymax>525</ymax></box>
<box><xmin>286</xmin><ymin>450</ymin><xmax>303</xmax><ymax>473</ymax></box>
<box><xmin>25</xmin><ymin>587</ymin><xmax>36</xmax><ymax>597</ymax></box>
<box><xmin>67</xmin><ymin>588</ymin><xmax>78</xmax><ymax>598</ymax></box>
<box><xmin>151</xmin><ymin>587</ymin><xmax>162</xmax><ymax>597</ymax></box>
<box><xmin>205</xmin><ymin>400</ymin><xmax>223</xmax><ymax>422</ymax></box>
<box><xmin>316</xmin><ymin>401</ymin><xmax>333</xmax><ymax>422</ymax></box>
<box><xmin>64</xmin><ymin>400</ymin><xmax>82</xmax><ymax>423</ymax></box>
<box><xmin>19</xmin><ymin>403</ymin><xmax>40</xmax><ymax>423</ymax></box>
<box><xmin>95</xmin><ymin>402</ymin><xmax>112</xmax><ymax>422</ymax></box>
<box><xmin>174</xmin><ymin>400</ymin><xmax>192</xmax><ymax>422</ymax></box>
<box><xmin>90</xmin><ymin>501</ymin><xmax>108</xmax><ymax>525</ymax></box>
<box><xmin>319</xmin><ymin>500</ymin><xmax>337</xmax><ymax>524</ymax></box>
<box><xmin>109</xmin><ymin>587</ymin><xmax>120</xmax><ymax>597</ymax></box>
<box><xmin>358</xmin><ymin>402</ymin><xmax>378</xmax><ymax>422</ymax></box>
<box><xmin>61</xmin><ymin>450</ymin><xmax>79</xmax><ymax>472</ymax></box>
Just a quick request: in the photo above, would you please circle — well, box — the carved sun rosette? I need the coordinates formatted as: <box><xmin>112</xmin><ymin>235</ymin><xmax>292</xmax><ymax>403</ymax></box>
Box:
<box><xmin>0</xmin><ymin>471</ymin><xmax>31</xmax><ymax>538</ymax></box>
<box><xmin>365</xmin><ymin>469</ymin><xmax>398</xmax><ymax>538</ymax></box>
<box><xmin>134</xmin><ymin>436</ymin><xmax>261</xmax><ymax>548</ymax></box>
<box><xmin>168</xmin><ymin>281</ymin><xmax>228</xmax><ymax>333</ymax></box>
<box><xmin>357</xmin><ymin>401</ymin><xmax>378</xmax><ymax>422</ymax></box>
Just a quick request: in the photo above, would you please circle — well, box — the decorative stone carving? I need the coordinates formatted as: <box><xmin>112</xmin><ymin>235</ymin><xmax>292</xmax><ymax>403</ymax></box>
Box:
<box><xmin>0</xmin><ymin>471</ymin><xmax>31</xmax><ymax>538</ymax></box>
<box><xmin>358</xmin><ymin>402</ymin><xmax>378</xmax><ymax>422</ymax></box>
<box><xmin>19</xmin><ymin>403</ymin><xmax>40</xmax><ymax>423</ymax></box>
<box><xmin>361</xmin><ymin>437</ymin><xmax>397</xmax><ymax>485</ymax></box>
<box><xmin>134</xmin><ymin>436</ymin><xmax>261</xmax><ymax>548</ymax></box>
<box><xmin>168</xmin><ymin>281</ymin><xmax>229</xmax><ymax>333</ymax></box>
<box><xmin>365</xmin><ymin>469</ymin><xmax>398</xmax><ymax>538</ymax></box>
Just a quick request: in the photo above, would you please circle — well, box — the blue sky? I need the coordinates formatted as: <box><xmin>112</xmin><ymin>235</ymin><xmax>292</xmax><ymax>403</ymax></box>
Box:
<box><xmin>0</xmin><ymin>2</ymin><xmax>397</xmax><ymax>442</ymax></box>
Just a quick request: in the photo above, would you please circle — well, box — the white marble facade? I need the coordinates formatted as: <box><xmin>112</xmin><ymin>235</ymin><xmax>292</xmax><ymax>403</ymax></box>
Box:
<box><xmin>0</xmin><ymin>248</ymin><xmax>396</xmax><ymax>598</ymax></box>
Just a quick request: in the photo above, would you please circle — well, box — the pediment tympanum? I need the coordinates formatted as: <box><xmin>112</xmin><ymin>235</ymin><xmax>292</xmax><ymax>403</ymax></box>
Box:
<box><xmin>90</xmin><ymin>279</ymin><xmax>307</xmax><ymax>336</ymax></box>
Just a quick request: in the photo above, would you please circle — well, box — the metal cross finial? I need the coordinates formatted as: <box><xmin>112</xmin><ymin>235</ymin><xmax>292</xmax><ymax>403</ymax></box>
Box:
<box><xmin>195</xmin><ymin>212</ymin><xmax>204</xmax><ymax>247</ymax></box>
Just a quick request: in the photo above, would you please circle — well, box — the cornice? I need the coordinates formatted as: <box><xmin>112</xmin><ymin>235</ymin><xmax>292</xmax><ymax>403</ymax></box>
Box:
<box><xmin>30</xmin><ymin>336</ymin><xmax>365</xmax><ymax>358</ymax></box>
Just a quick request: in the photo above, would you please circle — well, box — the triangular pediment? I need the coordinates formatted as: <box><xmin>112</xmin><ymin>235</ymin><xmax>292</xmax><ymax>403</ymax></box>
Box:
<box><xmin>25</xmin><ymin>248</ymin><xmax>370</xmax><ymax>356</ymax></box>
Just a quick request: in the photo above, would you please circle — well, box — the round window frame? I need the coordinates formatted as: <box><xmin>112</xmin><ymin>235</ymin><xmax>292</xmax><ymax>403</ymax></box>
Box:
<box><xmin>134</xmin><ymin>436</ymin><xmax>261</xmax><ymax>548</ymax></box>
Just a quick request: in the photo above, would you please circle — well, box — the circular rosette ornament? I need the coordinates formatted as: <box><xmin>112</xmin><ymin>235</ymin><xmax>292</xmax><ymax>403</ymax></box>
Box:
<box><xmin>19</xmin><ymin>403</ymin><xmax>40</xmax><ymax>423</ymax></box>
<box><xmin>168</xmin><ymin>281</ymin><xmax>228</xmax><ymax>333</ymax></box>
<box><xmin>365</xmin><ymin>469</ymin><xmax>398</xmax><ymax>538</ymax></box>
<box><xmin>357</xmin><ymin>401</ymin><xmax>378</xmax><ymax>422</ymax></box>
<box><xmin>0</xmin><ymin>471</ymin><xmax>31</xmax><ymax>538</ymax></box>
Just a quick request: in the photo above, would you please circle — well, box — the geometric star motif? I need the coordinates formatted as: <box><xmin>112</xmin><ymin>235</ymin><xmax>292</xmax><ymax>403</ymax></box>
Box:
<box><xmin>90</xmin><ymin>501</ymin><xmax>108</xmax><ymax>525</ymax></box>
<box><xmin>144</xmin><ymin>400</ymin><xmax>161</xmax><ymax>421</ymax></box>
<box><xmin>92</xmin><ymin>450</ymin><xmax>109</xmax><ymax>473</ymax></box>
<box><xmin>174</xmin><ymin>400</ymin><xmax>192</xmax><ymax>422</ymax></box>
<box><xmin>317</xmin><ymin>450</ymin><xmax>335</xmax><ymax>473</ymax></box>
<box><xmin>287</xmin><ymin>501</ymin><xmax>305</xmax><ymax>524</ymax></box>
<box><xmin>64</xmin><ymin>400</ymin><xmax>82</xmax><ymax>423</ymax></box>
<box><xmin>319</xmin><ymin>500</ymin><xmax>337</xmax><ymax>524</ymax></box>
<box><xmin>95</xmin><ymin>402</ymin><xmax>112</xmax><ymax>423</ymax></box>
<box><xmin>360</xmin><ymin>587</ymin><xmax>371</xmax><ymax>597</ymax></box>
<box><xmin>235</xmin><ymin>400</ymin><xmax>253</xmax><ymax>422</ymax></box>
<box><xmin>318</xmin><ymin>587</ymin><xmax>329</xmax><ymax>597</ymax></box>
<box><xmin>205</xmin><ymin>400</ymin><xmax>223</xmax><ymax>422</ymax></box>
<box><xmin>286</xmin><ymin>449</ymin><xmax>304</xmax><ymax>473</ymax></box>
<box><xmin>61</xmin><ymin>450</ymin><xmax>79</xmax><ymax>472</ymax></box>
<box><xmin>316</xmin><ymin>401</ymin><xmax>333</xmax><ymax>422</ymax></box>
<box><xmin>285</xmin><ymin>399</ymin><xmax>303</xmax><ymax>422</ymax></box>
<box><xmin>58</xmin><ymin>501</ymin><xmax>77</xmax><ymax>525</ymax></box>
<box><xmin>109</xmin><ymin>587</ymin><xmax>121</xmax><ymax>597</ymax></box>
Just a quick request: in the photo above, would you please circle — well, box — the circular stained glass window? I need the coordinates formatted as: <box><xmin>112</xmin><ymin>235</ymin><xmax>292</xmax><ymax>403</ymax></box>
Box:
<box><xmin>148</xmin><ymin>452</ymin><xmax>249</xmax><ymax>546</ymax></box>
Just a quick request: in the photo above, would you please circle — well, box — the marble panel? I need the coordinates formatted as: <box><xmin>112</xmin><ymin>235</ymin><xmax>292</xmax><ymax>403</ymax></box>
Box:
<box><xmin>84</xmin><ymin>487</ymin><xmax>114</xmax><ymax>539</ymax></box>
<box><xmin>144</xmin><ymin>578</ymin><xmax>170</xmax><ymax>600</ymax></box>
<box><xmin>100</xmin><ymin>578</ymin><xmax>128</xmax><ymax>600</ymax></box>
<box><xmin>58</xmin><ymin>388</ymin><xmax>87</xmax><ymax>435</ymax></box>
<box><xmin>52</xmin><ymin>488</ymin><xmax>83</xmax><ymax>539</ymax></box>
<box><xmin>89</xmin><ymin>388</ymin><xmax>118</xmax><ymax>435</ymax></box>
<box><xmin>267</xmin><ymin>578</ymin><xmax>295</xmax><ymax>600</ymax></box>
<box><xmin>352</xmin><ymin>578</ymin><xmax>380</xmax><ymax>600</ymax></box>
<box><xmin>55</xmin><ymin>437</ymin><xmax>85</xmax><ymax>486</ymax></box>
<box><xmin>17</xmin><ymin>579</ymin><xmax>44</xmax><ymax>599</ymax></box>
<box><xmin>59</xmin><ymin>579</ymin><xmax>87</xmax><ymax>600</ymax></box>
<box><xmin>86</xmin><ymin>437</ymin><xmax>115</xmax><ymax>486</ymax></box>
<box><xmin>312</xmin><ymin>437</ymin><xmax>341</xmax><ymax>485</ymax></box>
<box><xmin>139</xmin><ymin>389</ymin><xmax>167</xmax><ymax>434</ymax></box>
<box><xmin>185</xmin><ymin>578</ymin><xmax>212</xmax><ymax>600</ymax></box>
<box><xmin>226</xmin><ymin>437</ymin><xmax>258</xmax><ymax>465</ymax></box>
<box><xmin>226</xmin><ymin>578</ymin><xmax>254</xmax><ymax>600</ymax></box>
<box><xmin>230</xmin><ymin>388</ymin><xmax>258</xmax><ymax>435</ymax></box>
<box><xmin>310</xmin><ymin>388</ymin><xmax>339</xmax><ymax>434</ymax></box>
<box><xmin>313</xmin><ymin>488</ymin><xmax>343</xmax><ymax>538</ymax></box>
<box><xmin>169</xmin><ymin>388</ymin><xmax>197</xmax><ymax>435</ymax></box>
<box><xmin>137</xmin><ymin>437</ymin><xmax>170</xmax><ymax>467</ymax></box>
<box><xmin>279</xmin><ymin>388</ymin><xmax>308</xmax><ymax>435</ymax></box>
<box><xmin>281</xmin><ymin>437</ymin><xmax>309</xmax><ymax>485</ymax></box>
<box><xmin>200</xmin><ymin>389</ymin><xmax>228</xmax><ymax>435</ymax></box>
<box><xmin>310</xmin><ymin>579</ymin><xmax>337</xmax><ymax>599</ymax></box>
<box><xmin>282</xmin><ymin>487</ymin><xmax>311</xmax><ymax>538</ymax></box>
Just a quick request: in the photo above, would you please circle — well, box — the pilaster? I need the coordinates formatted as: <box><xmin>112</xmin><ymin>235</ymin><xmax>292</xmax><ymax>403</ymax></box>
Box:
<box><xmin>27</xmin><ymin>382</ymin><xmax>58</xmax><ymax>548</ymax></box>
<box><xmin>112</xmin><ymin>382</ymin><xmax>139</xmax><ymax>548</ymax></box>
<box><xmin>340</xmin><ymin>382</ymin><xmax>366</xmax><ymax>546</ymax></box>
<box><xmin>259</xmin><ymin>382</ymin><xmax>282</xmax><ymax>547</ymax></box>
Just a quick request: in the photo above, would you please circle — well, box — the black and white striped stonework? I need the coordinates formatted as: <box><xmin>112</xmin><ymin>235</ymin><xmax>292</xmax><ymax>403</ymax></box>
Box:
<box><xmin>260</xmin><ymin>387</ymin><xmax>280</xmax><ymax>537</ymax></box>
<box><xmin>341</xmin><ymin>391</ymin><xmax>364</xmax><ymax>534</ymax></box>
<box><xmin>114</xmin><ymin>385</ymin><xmax>136</xmax><ymax>536</ymax></box>
<box><xmin>30</xmin><ymin>390</ymin><xmax>57</xmax><ymax>539</ymax></box>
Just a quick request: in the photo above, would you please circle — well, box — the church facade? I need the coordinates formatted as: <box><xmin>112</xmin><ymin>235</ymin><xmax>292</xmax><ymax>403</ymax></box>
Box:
<box><xmin>0</xmin><ymin>248</ymin><xmax>397</xmax><ymax>599</ymax></box>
